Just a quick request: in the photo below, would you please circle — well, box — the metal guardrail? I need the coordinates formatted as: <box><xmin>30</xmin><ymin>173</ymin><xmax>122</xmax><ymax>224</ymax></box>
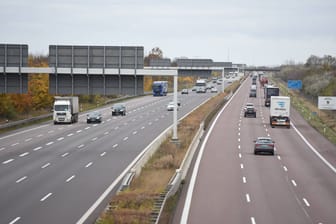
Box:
<box><xmin>0</xmin><ymin>113</ymin><xmax>52</xmax><ymax>130</ymax></box>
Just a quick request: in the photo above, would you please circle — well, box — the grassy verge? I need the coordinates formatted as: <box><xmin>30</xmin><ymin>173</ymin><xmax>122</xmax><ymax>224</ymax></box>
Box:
<box><xmin>96</xmin><ymin>81</ymin><xmax>241</xmax><ymax>224</ymax></box>
<box><xmin>273</xmin><ymin>78</ymin><xmax>336</xmax><ymax>145</ymax></box>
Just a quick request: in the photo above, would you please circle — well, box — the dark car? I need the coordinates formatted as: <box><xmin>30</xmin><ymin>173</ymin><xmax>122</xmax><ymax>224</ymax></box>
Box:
<box><xmin>254</xmin><ymin>137</ymin><xmax>275</xmax><ymax>155</ymax></box>
<box><xmin>244</xmin><ymin>103</ymin><xmax>256</xmax><ymax>118</ymax></box>
<box><xmin>87</xmin><ymin>111</ymin><xmax>102</xmax><ymax>123</ymax></box>
<box><xmin>111</xmin><ymin>104</ymin><xmax>126</xmax><ymax>116</ymax></box>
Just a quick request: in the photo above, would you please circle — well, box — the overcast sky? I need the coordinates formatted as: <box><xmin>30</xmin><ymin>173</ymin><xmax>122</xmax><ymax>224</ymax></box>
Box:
<box><xmin>1</xmin><ymin>0</ymin><xmax>335</xmax><ymax>66</ymax></box>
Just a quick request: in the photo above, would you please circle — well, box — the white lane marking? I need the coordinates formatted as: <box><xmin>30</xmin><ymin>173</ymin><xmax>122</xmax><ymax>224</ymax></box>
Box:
<box><xmin>62</xmin><ymin>152</ymin><xmax>69</xmax><ymax>157</ymax></box>
<box><xmin>67</xmin><ymin>133</ymin><xmax>74</xmax><ymax>137</ymax></box>
<box><xmin>16</xmin><ymin>176</ymin><xmax>27</xmax><ymax>183</ymax></box>
<box><xmin>107</xmin><ymin>118</ymin><xmax>111</xmax><ymax>122</ymax></box>
<box><xmin>41</xmin><ymin>163</ymin><xmax>51</xmax><ymax>169</ymax></box>
<box><xmin>91</xmin><ymin>137</ymin><xmax>98</xmax><ymax>141</ymax></box>
<box><xmin>77</xmin><ymin>130</ymin><xmax>82</xmax><ymax>133</ymax></box>
<box><xmin>246</xmin><ymin>193</ymin><xmax>251</xmax><ymax>203</ymax></box>
<box><xmin>100</xmin><ymin>152</ymin><xmax>106</xmax><ymax>157</ymax></box>
<box><xmin>292</xmin><ymin>122</ymin><xmax>336</xmax><ymax>174</ymax></box>
<box><xmin>2</xmin><ymin>159</ymin><xmax>14</xmax><ymax>164</ymax></box>
<box><xmin>243</xmin><ymin>176</ymin><xmax>247</xmax><ymax>183</ymax></box>
<box><xmin>93</xmin><ymin>124</ymin><xmax>98</xmax><ymax>127</ymax></box>
<box><xmin>238</xmin><ymin>127</ymin><xmax>240</xmax><ymax>131</ymax></box>
<box><xmin>9</xmin><ymin>217</ymin><xmax>21</xmax><ymax>224</ymax></box>
<box><xmin>58</xmin><ymin>127</ymin><xmax>64</xmax><ymax>130</ymax></box>
<box><xmin>251</xmin><ymin>217</ymin><xmax>256</xmax><ymax>224</ymax></box>
<box><xmin>57</xmin><ymin>137</ymin><xmax>64</xmax><ymax>141</ymax></box>
<box><xmin>265</xmin><ymin>128</ymin><xmax>268</xmax><ymax>132</ymax></box>
<box><xmin>19</xmin><ymin>152</ymin><xmax>29</xmax><ymax>157</ymax></box>
<box><xmin>11</xmin><ymin>143</ymin><xmax>19</xmax><ymax>146</ymax></box>
<box><xmin>114</xmin><ymin>126</ymin><xmax>119</xmax><ymax>130</ymax></box>
<box><xmin>46</xmin><ymin>141</ymin><xmax>54</xmax><ymax>146</ymax></box>
<box><xmin>85</xmin><ymin>127</ymin><xmax>90</xmax><ymax>130</ymax></box>
<box><xmin>303</xmin><ymin>198</ymin><xmax>310</xmax><ymax>207</ymax></box>
<box><xmin>239</xmin><ymin>153</ymin><xmax>242</xmax><ymax>158</ymax></box>
<box><xmin>66</xmin><ymin>175</ymin><xmax>76</xmax><ymax>183</ymax></box>
<box><xmin>104</xmin><ymin>131</ymin><xmax>109</xmax><ymax>135</ymax></box>
<box><xmin>141</xmin><ymin>126</ymin><xmax>145</xmax><ymax>129</ymax></box>
<box><xmin>33</xmin><ymin>146</ymin><xmax>42</xmax><ymax>151</ymax></box>
<box><xmin>133</xmin><ymin>131</ymin><xmax>137</xmax><ymax>135</ymax></box>
<box><xmin>48</xmin><ymin>130</ymin><xmax>54</xmax><ymax>134</ymax></box>
<box><xmin>113</xmin><ymin>144</ymin><xmax>118</xmax><ymax>148</ymax></box>
<box><xmin>238</xmin><ymin>145</ymin><xmax>241</xmax><ymax>150</ymax></box>
<box><xmin>238</xmin><ymin>138</ymin><xmax>240</xmax><ymax>142</ymax></box>
<box><xmin>291</xmin><ymin>179</ymin><xmax>297</xmax><ymax>187</ymax></box>
<box><xmin>40</xmin><ymin>193</ymin><xmax>52</xmax><ymax>202</ymax></box>
<box><xmin>277</xmin><ymin>155</ymin><xmax>281</xmax><ymax>160</ymax></box>
<box><xmin>267</xmin><ymin>133</ymin><xmax>270</xmax><ymax>137</ymax></box>
<box><xmin>85</xmin><ymin>162</ymin><xmax>93</xmax><ymax>168</ymax></box>
<box><xmin>0</xmin><ymin>147</ymin><xmax>4</xmax><ymax>151</ymax></box>
<box><xmin>78</xmin><ymin>144</ymin><xmax>85</xmax><ymax>149</ymax></box>
<box><xmin>148</xmin><ymin>122</ymin><xmax>152</xmax><ymax>125</ymax></box>
<box><xmin>25</xmin><ymin>138</ymin><xmax>32</xmax><ymax>142</ymax></box>
<box><xmin>283</xmin><ymin>166</ymin><xmax>288</xmax><ymax>172</ymax></box>
<box><xmin>123</xmin><ymin>137</ymin><xmax>129</xmax><ymax>141</ymax></box>
<box><xmin>37</xmin><ymin>134</ymin><xmax>43</xmax><ymax>137</ymax></box>
<box><xmin>240</xmin><ymin>163</ymin><xmax>244</xmax><ymax>169</ymax></box>
<box><xmin>238</xmin><ymin>132</ymin><xmax>240</xmax><ymax>136</ymax></box>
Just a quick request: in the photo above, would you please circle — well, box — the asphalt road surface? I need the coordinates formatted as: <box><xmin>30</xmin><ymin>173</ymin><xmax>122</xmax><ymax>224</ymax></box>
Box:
<box><xmin>176</xmin><ymin>77</ymin><xmax>336</xmax><ymax>224</ymax></box>
<box><xmin>0</xmin><ymin>89</ymin><xmax>219</xmax><ymax>224</ymax></box>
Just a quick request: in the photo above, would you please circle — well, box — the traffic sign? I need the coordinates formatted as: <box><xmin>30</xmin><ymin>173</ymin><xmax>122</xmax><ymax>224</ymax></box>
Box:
<box><xmin>287</xmin><ymin>80</ymin><xmax>302</xmax><ymax>89</ymax></box>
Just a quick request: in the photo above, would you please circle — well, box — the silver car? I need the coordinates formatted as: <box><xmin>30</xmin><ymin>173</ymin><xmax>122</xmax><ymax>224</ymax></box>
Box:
<box><xmin>254</xmin><ymin>137</ymin><xmax>275</xmax><ymax>155</ymax></box>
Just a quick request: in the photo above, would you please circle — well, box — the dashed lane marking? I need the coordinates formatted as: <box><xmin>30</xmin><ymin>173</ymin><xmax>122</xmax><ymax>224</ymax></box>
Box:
<box><xmin>33</xmin><ymin>146</ymin><xmax>42</xmax><ymax>151</ymax></box>
<box><xmin>57</xmin><ymin>137</ymin><xmax>64</xmax><ymax>141</ymax></box>
<box><xmin>19</xmin><ymin>152</ymin><xmax>29</xmax><ymax>157</ymax></box>
<box><xmin>100</xmin><ymin>152</ymin><xmax>106</xmax><ymax>157</ymax></box>
<box><xmin>16</xmin><ymin>176</ymin><xmax>27</xmax><ymax>183</ymax></box>
<box><xmin>41</xmin><ymin>163</ymin><xmax>51</xmax><ymax>169</ymax></box>
<box><xmin>40</xmin><ymin>193</ymin><xmax>52</xmax><ymax>202</ymax></box>
<box><xmin>46</xmin><ymin>141</ymin><xmax>54</xmax><ymax>146</ymax></box>
<box><xmin>61</xmin><ymin>152</ymin><xmax>69</xmax><ymax>157</ymax></box>
<box><xmin>303</xmin><ymin>198</ymin><xmax>310</xmax><ymax>207</ymax></box>
<box><xmin>283</xmin><ymin>166</ymin><xmax>288</xmax><ymax>172</ymax></box>
<box><xmin>251</xmin><ymin>217</ymin><xmax>256</xmax><ymax>224</ymax></box>
<box><xmin>85</xmin><ymin>162</ymin><xmax>93</xmax><ymax>168</ymax></box>
<box><xmin>243</xmin><ymin>176</ymin><xmax>247</xmax><ymax>183</ymax></box>
<box><xmin>9</xmin><ymin>217</ymin><xmax>21</xmax><ymax>224</ymax></box>
<box><xmin>66</xmin><ymin>175</ymin><xmax>76</xmax><ymax>183</ymax></box>
<box><xmin>291</xmin><ymin>179</ymin><xmax>297</xmax><ymax>187</ymax></box>
<box><xmin>25</xmin><ymin>138</ymin><xmax>32</xmax><ymax>142</ymax></box>
<box><xmin>11</xmin><ymin>143</ymin><xmax>19</xmax><ymax>147</ymax></box>
<box><xmin>2</xmin><ymin>159</ymin><xmax>14</xmax><ymax>164</ymax></box>
<box><xmin>246</xmin><ymin>193</ymin><xmax>251</xmax><ymax>203</ymax></box>
<box><xmin>67</xmin><ymin>133</ymin><xmax>74</xmax><ymax>137</ymax></box>
<box><xmin>113</xmin><ymin>144</ymin><xmax>118</xmax><ymax>148</ymax></box>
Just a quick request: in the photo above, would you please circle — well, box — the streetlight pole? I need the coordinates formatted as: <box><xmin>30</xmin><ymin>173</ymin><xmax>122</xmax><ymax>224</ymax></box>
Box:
<box><xmin>172</xmin><ymin>72</ymin><xmax>179</xmax><ymax>141</ymax></box>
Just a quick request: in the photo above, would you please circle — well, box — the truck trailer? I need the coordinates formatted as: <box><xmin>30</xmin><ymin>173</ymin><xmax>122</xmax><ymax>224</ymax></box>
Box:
<box><xmin>270</xmin><ymin>96</ymin><xmax>290</xmax><ymax>128</ymax></box>
<box><xmin>53</xmin><ymin>96</ymin><xmax>79</xmax><ymax>124</ymax></box>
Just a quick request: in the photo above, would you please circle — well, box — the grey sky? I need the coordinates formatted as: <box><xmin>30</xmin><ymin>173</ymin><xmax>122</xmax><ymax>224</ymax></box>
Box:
<box><xmin>1</xmin><ymin>0</ymin><xmax>335</xmax><ymax>66</ymax></box>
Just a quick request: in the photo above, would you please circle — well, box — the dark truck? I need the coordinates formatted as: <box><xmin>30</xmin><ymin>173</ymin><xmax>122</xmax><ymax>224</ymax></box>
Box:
<box><xmin>264</xmin><ymin>86</ymin><xmax>280</xmax><ymax>107</ymax></box>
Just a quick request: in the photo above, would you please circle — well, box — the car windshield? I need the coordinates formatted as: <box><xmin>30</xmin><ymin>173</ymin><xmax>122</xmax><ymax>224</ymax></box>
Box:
<box><xmin>89</xmin><ymin>111</ymin><xmax>100</xmax><ymax>116</ymax></box>
<box><xmin>257</xmin><ymin>138</ymin><xmax>272</xmax><ymax>143</ymax></box>
<box><xmin>113</xmin><ymin>104</ymin><xmax>124</xmax><ymax>109</ymax></box>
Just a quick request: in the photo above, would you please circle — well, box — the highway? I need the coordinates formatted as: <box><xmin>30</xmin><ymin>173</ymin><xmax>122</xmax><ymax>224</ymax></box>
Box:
<box><xmin>0</xmin><ymin>90</ymin><xmax>217</xmax><ymax>224</ymax></box>
<box><xmin>176</xmin><ymin>77</ymin><xmax>336</xmax><ymax>224</ymax></box>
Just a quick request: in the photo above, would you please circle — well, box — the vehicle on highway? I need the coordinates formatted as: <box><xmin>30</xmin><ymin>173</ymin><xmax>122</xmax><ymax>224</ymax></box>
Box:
<box><xmin>196</xmin><ymin>86</ymin><xmax>206</xmax><ymax>93</ymax></box>
<box><xmin>86</xmin><ymin>111</ymin><xmax>102</xmax><ymax>123</ymax></box>
<box><xmin>53</xmin><ymin>96</ymin><xmax>79</xmax><ymax>124</ymax></box>
<box><xmin>244</xmin><ymin>103</ymin><xmax>256</xmax><ymax>118</ymax></box>
<box><xmin>152</xmin><ymin>81</ymin><xmax>168</xmax><ymax>96</ymax></box>
<box><xmin>210</xmin><ymin>87</ymin><xmax>218</xmax><ymax>93</ymax></box>
<box><xmin>270</xmin><ymin>96</ymin><xmax>291</xmax><ymax>128</ymax></box>
<box><xmin>181</xmin><ymin>89</ymin><xmax>189</xmax><ymax>94</ymax></box>
<box><xmin>111</xmin><ymin>104</ymin><xmax>126</xmax><ymax>116</ymax></box>
<box><xmin>264</xmin><ymin>85</ymin><xmax>280</xmax><ymax>107</ymax></box>
<box><xmin>254</xmin><ymin>137</ymin><xmax>275</xmax><ymax>155</ymax></box>
<box><xmin>167</xmin><ymin>101</ymin><xmax>179</xmax><ymax>111</ymax></box>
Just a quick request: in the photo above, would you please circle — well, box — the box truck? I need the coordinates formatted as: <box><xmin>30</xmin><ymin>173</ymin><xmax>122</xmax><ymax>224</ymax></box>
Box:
<box><xmin>270</xmin><ymin>96</ymin><xmax>290</xmax><ymax>128</ymax></box>
<box><xmin>53</xmin><ymin>96</ymin><xmax>79</xmax><ymax>124</ymax></box>
<box><xmin>264</xmin><ymin>86</ymin><xmax>280</xmax><ymax>107</ymax></box>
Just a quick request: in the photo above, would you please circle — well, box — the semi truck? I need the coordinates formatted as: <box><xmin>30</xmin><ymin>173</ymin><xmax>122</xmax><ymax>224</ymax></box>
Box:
<box><xmin>53</xmin><ymin>96</ymin><xmax>79</xmax><ymax>124</ymax></box>
<box><xmin>152</xmin><ymin>81</ymin><xmax>168</xmax><ymax>96</ymax></box>
<box><xmin>264</xmin><ymin>86</ymin><xmax>280</xmax><ymax>107</ymax></box>
<box><xmin>270</xmin><ymin>96</ymin><xmax>290</xmax><ymax>128</ymax></box>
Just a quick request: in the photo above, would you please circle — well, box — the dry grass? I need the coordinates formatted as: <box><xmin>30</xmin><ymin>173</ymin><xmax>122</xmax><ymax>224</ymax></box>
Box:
<box><xmin>97</xmin><ymin>80</ymin><xmax>242</xmax><ymax>224</ymax></box>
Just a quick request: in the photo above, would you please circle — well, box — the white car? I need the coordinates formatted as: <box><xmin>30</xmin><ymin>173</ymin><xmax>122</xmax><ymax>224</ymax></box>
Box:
<box><xmin>211</xmin><ymin>87</ymin><xmax>218</xmax><ymax>93</ymax></box>
<box><xmin>167</xmin><ymin>102</ymin><xmax>179</xmax><ymax>111</ymax></box>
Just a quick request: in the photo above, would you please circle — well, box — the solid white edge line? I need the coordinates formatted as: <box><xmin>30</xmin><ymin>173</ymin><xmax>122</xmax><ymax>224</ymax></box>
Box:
<box><xmin>292</xmin><ymin>122</ymin><xmax>336</xmax><ymax>174</ymax></box>
<box><xmin>180</xmin><ymin>81</ymin><xmax>245</xmax><ymax>224</ymax></box>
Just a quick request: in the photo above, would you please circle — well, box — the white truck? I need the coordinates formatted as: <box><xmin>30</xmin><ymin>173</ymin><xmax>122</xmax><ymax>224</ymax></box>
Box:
<box><xmin>53</xmin><ymin>96</ymin><xmax>79</xmax><ymax>124</ymax></box>
<box><xmin>270</xmin><ymin>96</ymin><xmax>290</xmax><ymax>128</ymax></box>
